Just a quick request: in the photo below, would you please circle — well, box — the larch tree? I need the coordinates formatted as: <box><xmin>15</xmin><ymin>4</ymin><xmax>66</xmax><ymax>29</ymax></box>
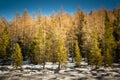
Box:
<box><xmin>45</xmin><ymin>32</ymin><xmax>52</xmax><ymax>62</ymax></box>
<box><xmin>57</xmin><ymin>39</ymin><xmax>68</xmax><ymax>70</ymax></box>
<box><xmin>29</xmin><ymin>25</ymin><xmax>44</xmax><ymax>65</ymax></box>
<box><xmin>21</xmin><ymin>9</ymin><xmax>33</xmax><ymax>60</ymax></box>
<box><xmin>75</xmin><ymin>40</ymin><xmax>82</xmax><ymax>67</ymax></box>
<box><xmin>54</xmin><ymin>8</ymin><xmax>68</xmax><ymax>69</ymax></box>
<box><xmin>29</xmin><ymin>10</ymin><xmax>43</xmax><ymax>64</ymax></box>
<box><xmin>29</xmin><ymin>38</ymin><xmax>39</xmax><ymax>64</ymax></box>
<box><xmin>74</xmin><ymin>7</ymin><xmax>85</xmax><ymax>58</ymax></box>
<box><xmin>0</xmin><ymin>7</ymin><xmax>119</xmax><ymax>68</ymax></box>
<box><xmin>67</xmin><ymin>20</ymin><xmax>77</xmax><ymax>63</ymax></box>
<box><xmin>103</xmin><ymin>11</ymin><xmax>116</xmax><ymax>66</ymax></box>
<box><xmin>50</xmin><ymin>16</ymin><xmax>59</xmax><ymax>63</ymax></box>
<box><xmin>0</xmin><ymin>18</ymin><xmax>10</xmax><ymax>60</ymax></box>
<box><xmin>81</xmin><ymin>13</ymin><xmax>92</xmax><ymax>62</ymax></box>
<box><xmin>12</xmin><ymin>43</ymin><xmax>23</xmax><ymax>69</ymax></box>
<box><xmin>89</xmin><ymin>29</ymin><xmax>103</xmax><ymax>68</ymax></box>
<box><xmin>113</xmin><ymin>8</ymin><xmax>120</xmax><ymax>62</ymax></box>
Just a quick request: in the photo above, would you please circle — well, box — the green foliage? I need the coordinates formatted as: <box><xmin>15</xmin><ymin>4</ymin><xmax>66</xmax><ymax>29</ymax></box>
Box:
<box><xmin>104</xmin><ymin>49</ymin><xmax>113</xmax><ymax>66</ymax></box>
<box><xmin>57</xmin><ymin>39</ymin><xmax>68</xmax><ymax>69</ymax></box>
<box><xmin>29</xmin><ymin>26</ymin><xmax>45</xmax><ymax>65</ymax></box>
<box><xmin>0</xmin><ymin>8</ymin><xmax>120</xmax><ymax>68</ymax></box>
<box><xmin>103</xmin><ymin>11</ymin><xmax>116</xmax><ymax>66</ymax></box>
<box><xmin>89</xmin><ymin>30</ymin><xmax>103</xmax><ymax>68</ymax></box>
<box><xmin>75</xmin><ymin>8</ymin><xmax>85</xmax><ymax>58</ymax></box>
<box><xmin>0</xmin><ymin>27</ymin><xmax>10</xmax><ymax>60</ymax></box>
<box><xmin>75</xmin><ymin>40</ymin><xmax>82</xmax><ymax>67</ymax></box>
<box><xmin>12</xmin><ymin>43</ymin><xmax>23</xmax><ymax>68</ymax></box>
<box><xmin>113</xmin><ymin>9</ymin><xmax>120</xmax><ymax>62</ymax></box>
<box><xmin>51</xmin><ymin>38</ymin><xmax>59</xmax><ymax>63</ymax></box>
<box><xmin>45</xmin><ymin>34</ymin><xmax>52</xmax><ymax>62</ymax></box>
<box><xmin>37</xmin><ymin>26</ymin><xmax>45</xmax><ymax>64</ymax></box>
<box><xmin>29</xmin><ymin>39</ymin><xmax>39</xmax><ymax>64</ymax></box>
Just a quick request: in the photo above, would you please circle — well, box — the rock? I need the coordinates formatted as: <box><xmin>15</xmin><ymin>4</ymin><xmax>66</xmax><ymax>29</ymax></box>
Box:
<box><xmin>110</xmin><ymin>69</ymin><xmax>119</xmax><ymax>72</ymax></box>
<box><xmin>96</xmin><ymin>69</ymin><xmax>105</xmax><ymax>73</ymax></box>
<box><xmin>101</xmin><ymin>73</ymin><xmax>110</xmax><ymax>76</ymax></box>
<box><xmin>15</xmin><ymin>70</ymin><xmax>21</xmax><ymax>73</ymax></box>
<box><xmin>91</xmin><ymin>71</ymin><xmax>97</xmax><ymax>76</ymax></box>
<box><xmin>78</xmin><ymin>77</ymin><xmax>89</xmax><ymax>80</ymax></box>
<box><xmin>14</xmin><ymin>73</ymin><xmax>22</xmax><ymax>77</ymax></box>
<box><xmin>0</xmin><ymin>75</ymin><xmax>9</xmax><ymax>80</ymax></box>
<box><xmin>22</xmin><ymin>73</ymin><xmax>31</xmax><ymax>76</ymax></box>
<box><xmin>92</xmin><ymin>73</ymin><xmax>97</xmax><ymax>76</ymax></box>
<box><xmin>0</xmin><ymin>66</ymin><xmax>9</xmax><ymax>71</ymax></box>
<box><xmin>95</xmin><ymin>75</ymin><xmax>103</xmax><ymax>80</ymax></box>
<box><xmin>114</xmin><ymin>74</ymin><xmax>120</xmax><ymax>77</ymax></box>
<box><xmin>103</xmin><ymin>76</ymin><xmax>114</xmax><ymax>80</ymax></box>
<box><xmin>23</xmin><ymin>69</ymin><xmax>31</xmax><ymax>73</ymax></box>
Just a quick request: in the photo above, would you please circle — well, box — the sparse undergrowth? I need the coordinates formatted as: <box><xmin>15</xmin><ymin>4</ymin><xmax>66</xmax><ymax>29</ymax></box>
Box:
<box><xmin>0</xmin><ymin>59</ymin><xmax>120</xmax><ymax>80</ymax></box>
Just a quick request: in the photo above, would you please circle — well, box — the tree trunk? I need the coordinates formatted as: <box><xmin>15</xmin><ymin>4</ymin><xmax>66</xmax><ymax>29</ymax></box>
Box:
<box><xmin>71</xmin><ymin>53</ymin><xmax>74</xmax><ymax>63</ymax></box>
<box><xmin>58</xmin><ymin>62</ymin><xmax>61</xmax><ymax>70</ymax></box>
<box><xmin>43</xmin><ymin>61</ymin><xmax>45</xmax><ymax>69</ymax></box>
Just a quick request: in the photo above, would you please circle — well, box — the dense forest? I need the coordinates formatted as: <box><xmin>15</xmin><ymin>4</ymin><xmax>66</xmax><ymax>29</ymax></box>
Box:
<box><xmin>0</xmin><ymin>7</ymin><xmax>120</xmax><ymax>69</ymax></box>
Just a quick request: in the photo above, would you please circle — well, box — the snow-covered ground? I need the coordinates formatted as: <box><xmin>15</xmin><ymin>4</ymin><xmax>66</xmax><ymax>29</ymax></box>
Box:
<box><xmin>0</xmin><ymin>59</ymin><xmax>120</xmax><ymax>80</ymax></box>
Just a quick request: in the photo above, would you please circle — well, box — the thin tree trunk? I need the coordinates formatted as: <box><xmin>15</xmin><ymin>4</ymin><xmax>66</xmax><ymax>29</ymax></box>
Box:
<box><xmin>58</xmin><ymin>62</ymin><xmax>61</xmax><ymax>70</ymax></box>
<box><xmin>43</xmin><ymin>61</ymin><xmax>45</xmax><ymax>69</ymax></box>
<box><xmin>72</xmin><ymin>54</ymin><xmax>74</xmax><ymax>63</ymax></box>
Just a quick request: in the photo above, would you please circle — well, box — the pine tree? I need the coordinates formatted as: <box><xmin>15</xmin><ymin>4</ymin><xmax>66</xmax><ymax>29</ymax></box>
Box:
<box><xmin>89</xmin><ymin>30</ymin><xmax>103</xmax><ymax>68</ymax></box>
<box><xmin>75</xmin><ymin>40</ymin><xmax>82</xmax><ymax>67</ymax></box>
<box><xmin>12</xmin><ymin>43</ymin><xmax>23</xmax><ymax>68</ymax></box>
<box><xmin>103</xmin><ymin>11</ymin><xmax>116</xmax><ymax>66</ymax></box>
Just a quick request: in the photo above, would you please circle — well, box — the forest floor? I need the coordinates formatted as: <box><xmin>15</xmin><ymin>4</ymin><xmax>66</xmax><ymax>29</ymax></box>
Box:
<box><xmin>0</xmin><ymin>59</ymin><xmax>120</xmax><ymax>80</ymax></box>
